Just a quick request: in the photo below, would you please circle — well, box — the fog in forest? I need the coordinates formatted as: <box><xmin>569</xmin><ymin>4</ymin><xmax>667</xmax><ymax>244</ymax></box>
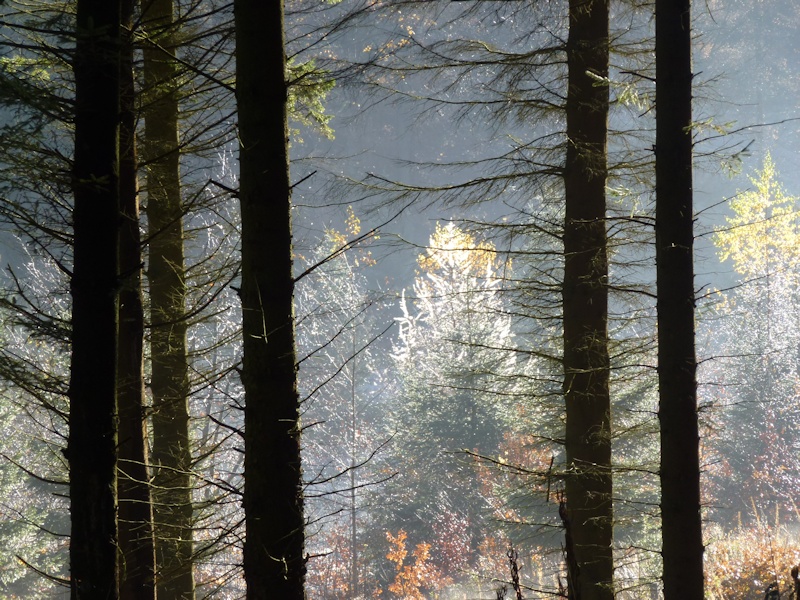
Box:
<box><xmin>0</xmin><ymin>0</ymin><xmax>798</xmax><ymax>598</ymax></box>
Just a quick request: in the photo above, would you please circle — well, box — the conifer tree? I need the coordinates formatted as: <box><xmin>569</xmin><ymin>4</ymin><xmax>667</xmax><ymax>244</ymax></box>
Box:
<box><xmin>141</xmin><ymin>0</ymin><xmax>196</xmax><ymax>596</ymax></box>
<box><xmin>68</xmin><ymin>0</ymin><xmax>122</xmax><ymax>597</ymax></box>
<box><xmin>118</xmin><ymin>0</ymin><xmax>157</xmax><ymax>597</ymax></box>
<box><xmin>235</xmin><ymin>0</ymin><xmax>305</xmax><ymax>596</ymax></box>
<box><xmin>655</xmin><ymin>0</ymin><xmax>704</xmax><ymax>598</ymax></box>
<box><xmin>562</xmin><ymin>1</ymin><xmax>613</xmax><ymax>599</ymax></box>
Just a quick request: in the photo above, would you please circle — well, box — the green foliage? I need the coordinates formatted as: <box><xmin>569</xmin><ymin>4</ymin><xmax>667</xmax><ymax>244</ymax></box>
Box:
<box><xmin>0</xmin><ymin>312</ymin><xmax>70</xmax><ymax>597</ymax></box>
<box><xmin>0</xmin><ymin>54</ymin><xmax>48</xmax><ymax>79</ymax></box>
<box><xmin>376</xmin><ymin>224</ymin><xmax>522</xmax><ymax>572</ymax></box>
<box><xmin>288</xmin><ymin>59</ymin><xmax>335</xmax><ymax>142</ymax></box>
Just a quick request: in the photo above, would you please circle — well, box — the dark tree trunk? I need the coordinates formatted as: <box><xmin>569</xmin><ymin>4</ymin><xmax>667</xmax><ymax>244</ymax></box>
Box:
<box><xmin>68</xmin><ymin>0</ymin><xmax>121</xmax><ymax>597</ymax></box>
<box><xmin>141</xmin><ymin>0</ymin><xmax>195</xmax><ymax>597</ymax></box>
<box><xmin>655</xmin><ymin>1</ymin><xmax>704</xmax><ymax>599</ymax></box>
<box><xmin>562</xmin><ymin>1</ymin><xmax>613</xmax><ymax>600</ymax></box>
<box><xmin>118</xmin><ymin>0</ymin><xmax>157</xmax><ymax>597</ymax></box>
<box><xmin>235</xmin><ymin>0</ymin><xmax>305</xmax><ymax>598</ymax></box>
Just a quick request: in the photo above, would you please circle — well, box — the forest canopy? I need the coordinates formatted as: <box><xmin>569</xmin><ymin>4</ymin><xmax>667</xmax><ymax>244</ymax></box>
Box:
<box><xmin>0</xmin><ymin>0</ymin><xmax>798</xmax><ymax>598</ymax></box>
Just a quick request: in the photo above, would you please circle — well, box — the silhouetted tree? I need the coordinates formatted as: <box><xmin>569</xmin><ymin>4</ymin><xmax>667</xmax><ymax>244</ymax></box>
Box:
<box><xmin>118</xmin><ymin>0</ymin><xmax>157</xmax><ymax>597</ymax></box>
<box><xmin>68</xmin><ymin>0</ymin><xmax>122</xmax><ymax>597</ymax></box>
<box><xmin>235</xmin><ymin>0</ymin><xmax>305</xmax><ymax>597</ymax></box>
<box><xmin>655</xmin><ymin>0</ymin><xmax>704</xmax><ymax>598</ymax></box>
<box><xmin>562</xmin><ymin>2</ymin><xmax>613</xmax><ymax>599</ymax></box>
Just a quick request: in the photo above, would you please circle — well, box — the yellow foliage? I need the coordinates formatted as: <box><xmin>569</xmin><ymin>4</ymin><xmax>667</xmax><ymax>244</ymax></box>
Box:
<box><xmin>322</xmin><ymin>206</ymin><xmax>376</xmax><ymax>267</ymax></box>
<box><xmin>706</xmin><ymin>522</ymin><xmax>800</xmax><ymax>600</ymax></box>
<box><xmin>345</xmin><ymin>205</ymin><xmax>362</xmax><ymax>237</ymax></box>
<box><xmin>714</xmin><ymin>154</ymin><xmax>800</xmax><ymax>280</ymax></box>
<box><xmin>325</xmin><ymin>205</ymin><xmax>360</xmax><ymax>248</ymax></box>
<box><xmin>417</xmin><ymin>222</ymin><xmax>501</xmax><ymax>278</ymax></box>
<box><xmin>386</xmin><ymin>530</ymin><xmax>409</xmax><ymax>569</ymax></box>
<box><xmin>384</xmin><ymin>530</ymin><xmax>450</xmax><ymax>599</ymax></box>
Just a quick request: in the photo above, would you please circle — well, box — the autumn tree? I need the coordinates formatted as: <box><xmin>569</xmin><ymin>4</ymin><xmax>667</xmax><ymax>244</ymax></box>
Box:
<box><xmin>383</xmin><ymin>529</ymin><xmax>445</xmax><ymax>599</ymax></box>
<box><xmin>380</xmin><ymin>223</ymin><xmax>518</xmax><ymax>575</ymax></box>
<box><xmin>330</xmin><ymin>2</ymin><xmax>653</xmax><ymax>595</ymax></box>
<box><xmin>705</xmin><ymin>155</ymin><xmax>800</xmax><ymax>520</ymax></box>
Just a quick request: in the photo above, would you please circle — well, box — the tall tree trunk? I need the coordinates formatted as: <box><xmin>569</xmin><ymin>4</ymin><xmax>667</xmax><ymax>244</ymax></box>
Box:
<box><xmin>235</xmin><ymin>0</ymin><xmax>305</xmax><ymax>597</ymax></box>
<box><xmin>655</xmin><ymin>1</ymin><xmax>704</xmax><ymax>599</ymax></box>
<box><xmin>562</xmin><ymin>1</ymin><xmax>613</xmax><ymax>600</ymax></box>
<box><xmin>68</xmin><ymin>0</ymin><xmax>121</xmax><ymax>597</ymax></box>
<box><xmin>118</xmin><ymin>0</ymin><xmax>157</xmax><ymax>597</ymax></box>
<box><xmin>142</xmin><ymin>0</ymin><xmax>195</xmax><ymax>597</ymax></box>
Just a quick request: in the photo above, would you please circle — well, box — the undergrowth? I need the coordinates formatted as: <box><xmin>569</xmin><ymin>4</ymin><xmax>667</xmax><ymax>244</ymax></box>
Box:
<box><xmin>706</xmin><ymin>513</ymin><xmax>800</xmax><ymax>600</ymax></box>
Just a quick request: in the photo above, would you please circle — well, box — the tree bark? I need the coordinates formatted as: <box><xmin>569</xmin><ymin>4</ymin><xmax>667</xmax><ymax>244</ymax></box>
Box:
<box><xmin>142</xmin><ymin>0</ymin><xmax>195</xmax><ymax>597</ymax></box>
<box><xmin>118</xmin><ymin>0</ymin><xmax>157</xmax><ymax>597</ymax></box>
<box><xmin>235</xmin><ymin>0</ymin><xmax>305</xmax><ymax>597</ymax></box>
<box><xmin>68</xmin><ymin>0</ymin><xmax>121</xmax><ymax>597</ymax></box>
<box><xmin>655</xmin><ymin>1</ymin><xmax>704</xmax><ymax>599</ymax></box>
<box><xmin>562</xmin><ymin>1</ymin><xmax>613</xmax><ymax>600</ymax></box>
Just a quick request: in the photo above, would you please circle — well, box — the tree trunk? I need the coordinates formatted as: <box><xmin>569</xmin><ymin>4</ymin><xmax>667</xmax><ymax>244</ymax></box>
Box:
<box><xmin>655</xmin><ymin>1</ymin><xmax>704</xmax><ymax>599</ymax></box>
<box><xmin>235</xmin><ymin>0</ymin><xmax>305</xmax><ymax>597</ymax></box>
<box><xmin>118</xmin><ymin>0</ymin><xmax>157</xmax><ymax>597</ymax></box>
<box><xmin>68</xmin><ymin>0</ymin><xmax>121</xmax><ymax>597</ymax></box>
<box><xmin>142</xmin><ymin>0</ymin><xmax>195</xmax><ymax>597</ymax></box>
<box><xmin>562</xmin><ymin>1</ymin><xmax>613</xmax><ymax>600</ymax></box>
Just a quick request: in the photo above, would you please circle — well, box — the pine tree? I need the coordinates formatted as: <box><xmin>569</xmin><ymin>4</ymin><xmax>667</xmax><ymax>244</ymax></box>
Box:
<box><xmin>68</xmin><ymin>0</ymin><xmax>122</xmax><ymax>597</ymax></box>
<box><xmin>562</xmin><ymin>1</ymin><xmax>613</xmax><ymax>598</ymax></box>
<box><xmin>141</xmin><ymin>0</ymin><xmax>196</xmax><ymax>596</ymax></box>
<box><xmin>655</xmin><ymin>0</ymin><xmax>704</xmax><ymax>598</ymax></box>
<box><xmin>386</xmin><ymin>223</ymin><xmax>518</xmax><ymax>573</ymax></box>
<box><xmin>118</xmin><ymin>0</ymin><xmax>157</xmax><ymax>597</ymax></box>
<box><xmin>235</xmin><ymin>0</ymin><xmax>305</xmax><ymax>596</ymax></box>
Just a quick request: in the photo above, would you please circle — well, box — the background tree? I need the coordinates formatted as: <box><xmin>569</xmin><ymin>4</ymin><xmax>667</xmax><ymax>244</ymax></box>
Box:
<box><xmin>379</xmin><ymin>223</ymin><xmax>519</xmax><ymax>580</ymax></box>
<box><xmin>0</xmin><ymin>3</ymin><xmax>90</xmax><ymax>597</ymax></box>
<box><xmin>141</xmin><ymin>0</ymin><xmax>196</xmax><ymax>596</ymax></box>
<box><xmin>0</xmin><ymin>254</ymin><xmax>72</xmax><ymax>596</ymax></box>
<box><xmin>328</xmin><ymin>1</ymin><xmax>652</xmax><ymax>595</ymax></box>
<box><xmin>118</xmin><ymin>0</ymin><xmax>157</xmax><ymax>596</ymax></box>
<box><xmin>704</xmin><ymin>155</ymin><xmax>800</xmax><ymax>521</ymax></box>
<box><xmin>296</xmin><ymin>211</ymin><xmax>392</xmax><ymax>599</ymax></box>
<box><xmin>0</xmin><ymin>3</ymin><xmax>77</xmax><ymax>595</ymax></box>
